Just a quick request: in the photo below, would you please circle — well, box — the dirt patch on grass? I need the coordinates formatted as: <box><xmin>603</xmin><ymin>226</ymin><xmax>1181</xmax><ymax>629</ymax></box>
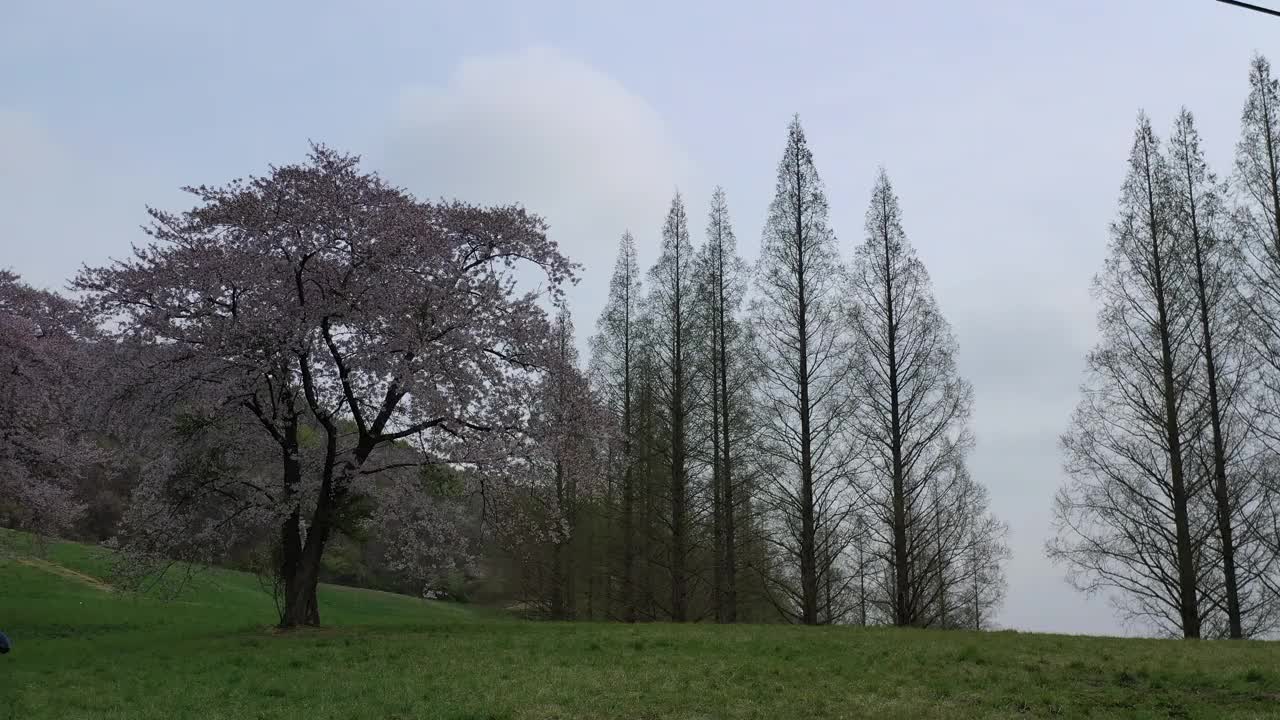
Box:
<box><xmin>16</xmin><ymin>556</ymin><xmax>115</xmax><ymax>592</ymax></box>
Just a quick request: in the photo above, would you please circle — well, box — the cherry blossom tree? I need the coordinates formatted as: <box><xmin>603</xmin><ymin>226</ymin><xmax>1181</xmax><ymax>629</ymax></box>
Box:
<box><xmin>77</xmin><ymin>145</ymin><xmax>575</xmax><ymax>627</ymax></box>
<box><xmin>0</xmin><ymin>271</ymin><xmax>100</xmax><ymax>537</ymax></box>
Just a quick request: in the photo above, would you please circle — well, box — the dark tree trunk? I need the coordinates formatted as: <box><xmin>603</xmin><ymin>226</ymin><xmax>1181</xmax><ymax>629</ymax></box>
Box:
<box><xmin>670</xmin><ymin>370</ymin><xmax>689</xmax><ymax>622</ymax></box>
<box><xmin>276</xmin><ymin>414</ymin><xmax>317</xmax><ymax>628</ymax></box>
<box><xmin>716</xmin><ymin>235</ymin><xmax>738</xmax><ymax>624</ymax></box>
<box><xmin>1182</xmin><ymin>154</ymin><xmax>1243</xmax><ymax>639</ymax></box>
<box><xmin>711</xmin><ymin>370</ymin><xmax>725</xmax><ymax>623</ymax></box>
<box><xmin>278</xmin><ymin>421</ymin><xmax>367</xmax><ymax>629</ymax></box>
<box><xmin>621</xmin><ymin>333</ymin><xmax>637</xmax><ymax>622</ymax></box>
<box><xmin>620</xmin><ymin>259</ymin><xmax>639</xmax><ymax>624</ymax></box>
<box><xmin>668</xmin><ymin>208</ymin><xmax>689</xmax><ymax>624</ymax></box>
<box><xmin>622</xmin><ymin>461</ymin><xmax>637</xmax><ymax>623</ymax></box>
<box><xmin>794</xmin><ymin>157</ymin><xmax>819</xmax><ymax>627</ymax></box>
<box><xmin>1143</xmin><ymin>144</ymin><xmax>1201</xmax><ymax>640</ymax></box>
<box><xmin>884</xmin><ymin>225</ymin><xmax>912</xmax><ymax>628</ymax></box>
<box><xmin>281</xmin><ymin>545</ymin><xmax>323</xmax><ymax>627</ymax></box>
<box><xmin>280</xmin><ymin>502</ymin><xmax>329</xmax><ymax>628</ymax></box>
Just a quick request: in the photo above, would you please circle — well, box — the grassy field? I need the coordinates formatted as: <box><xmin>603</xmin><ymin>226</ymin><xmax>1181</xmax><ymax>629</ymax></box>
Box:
<box><xmin>2</xmin><ymin>533</ymin><xmax>1279</xmax><ymax>719</ymax></box>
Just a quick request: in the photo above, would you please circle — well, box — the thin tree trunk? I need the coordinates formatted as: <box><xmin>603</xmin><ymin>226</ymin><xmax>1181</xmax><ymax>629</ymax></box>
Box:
<box><xmin>716</xmin><ymin>233</ymin><xmax>739</xmax><ymax>623</ymax></box>
<box><xmin>794</xmin><ymin>154</ymin><xmax>819</xmax><ymax>626</ymax></box>
<box><xmin>973</xmin><ymin>545</ymin><xmax>982</xmax><ymax>631</ymax></box>
<box><xmin>670</xmin><ymin>221</ymin><xmax>689</xmax><ymax>623</ymax></box>
<box><xmin>622</xmin><ymin>318</ymin><xmax>637</xmax><ymax>622</ymax></box>
<box><xmin>622</xmin><ymin>463</ymin><xmax>636</xmax><ymax>622</ymax></box>
<box><xmin>711</xmin><ymin>356</ymin><xmax>725</xmax><ymax>622</ymax></box>
<box><xmin>277</xmin><ymin>415</ymin><xmax>304</xmax><ymax>627</ymax></box>
<box><xmin>1182</xmin><ymin>153</ymin><xmax>1243</xmax><ymax>638</ymax></box>
<box><xmin>885</xmin><ymin>218</ymin><xmax>911</xmax><ymax>628</ymax></box>
<box><xmin>1144</xmin><ymin>144</ymin><xmax>1201</xmax><ymax>640</ymax></box>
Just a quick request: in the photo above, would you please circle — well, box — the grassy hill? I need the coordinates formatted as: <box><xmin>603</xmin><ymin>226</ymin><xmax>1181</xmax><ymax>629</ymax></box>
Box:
<box><xmin>2</xmin><ymin>532</ymin><xmax>1279</xmax><ymax>719</ymax></box>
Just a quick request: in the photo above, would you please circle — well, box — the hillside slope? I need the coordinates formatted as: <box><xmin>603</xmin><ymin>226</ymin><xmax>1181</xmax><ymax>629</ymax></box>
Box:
<box><xmin>1</xmin><ymin>532</ymin><xmax>1278</xmax><ymax>719</ymax></box>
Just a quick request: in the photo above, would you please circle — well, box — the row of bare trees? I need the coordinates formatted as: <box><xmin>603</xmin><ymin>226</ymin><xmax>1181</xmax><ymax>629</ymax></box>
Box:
<box><xmin>574</xmin><ymin>117</ymin><xmax>1009</xmax><ymax>627</ymax></box>
<box><xmin>1051</xmin><ymin>55</ymin><xmax>1280</xmax><ymax>639</ymax></box>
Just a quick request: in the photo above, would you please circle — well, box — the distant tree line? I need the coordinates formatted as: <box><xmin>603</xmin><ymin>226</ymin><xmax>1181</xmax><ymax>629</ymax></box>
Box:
<box><xmin>1050</xmin><ymin>54</ymin><xmax>1280</xmax><ymax>639</ymax></box>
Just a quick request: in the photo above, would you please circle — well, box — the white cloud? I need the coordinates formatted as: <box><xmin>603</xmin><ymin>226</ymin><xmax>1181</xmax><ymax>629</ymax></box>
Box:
<box><xmin>382</xmin><ymin>47</ymin><xmax>696</xmax><ymax>342</ymax></box>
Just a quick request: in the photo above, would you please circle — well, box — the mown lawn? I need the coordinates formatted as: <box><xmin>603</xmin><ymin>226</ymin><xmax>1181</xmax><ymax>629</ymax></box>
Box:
<box><xmin>1</xmin><ymin>531</ymin><xmax>1278</xmax><ymax>719</ymax></box>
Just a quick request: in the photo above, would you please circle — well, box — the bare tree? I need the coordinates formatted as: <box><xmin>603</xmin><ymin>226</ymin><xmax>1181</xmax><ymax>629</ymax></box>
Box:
<box><xmin>1234</xmin><ymin>53</ymin><xmax>1280</xmax><ymax>630</ymax></box>
<box><xmin>1168</xmin><ymin>108</ymin><xmax>1255</xmax><ymax>638</ymax></box>
<box><xmin>1050</xmin><ymin>115</ymin><xmax>1210</xmax><ymax>639</ymax></box>
<box><xmin>630</xmin><ymin>311</ymin><xmax>669</xmax><ymax>620</ymax></box>
<box><xmin>692</xmin><ymin>187</ymin><xmax>757</xmax><ymax>623</ymax></box>
<box><xmin>952</xmin><ymin>484</ymin><xmax>1010</xmax><ymax>631</ymax></box>
<box><xmin>590</xmin><ymin>232</ymin><xmax>644</xmax><ymax>621</ymax></box>
<box><xmin>847</xmin><ymin>169</ymin><xmax>990</xmax><ymax>628</ymax></box>
<box><xmin>752</xmin><ymin>116</ymin><xmax>857</xmax><ymax>624</ymax></box>
<box><xmin>648</xmin><ymin>191</ymin><xmax>701</xmax><ymax>622</ymax></box>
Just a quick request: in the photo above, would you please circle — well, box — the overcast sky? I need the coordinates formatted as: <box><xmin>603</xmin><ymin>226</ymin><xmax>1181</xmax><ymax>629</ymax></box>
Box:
<box><xmin>3</xmin><ymin>0</ymin><xmax>1276</xmax><ymax>636</ymax></box>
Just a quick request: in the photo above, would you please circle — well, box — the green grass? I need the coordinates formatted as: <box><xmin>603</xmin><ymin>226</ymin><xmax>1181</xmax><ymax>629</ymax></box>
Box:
<box><xmin>2</xmin><ymin>532</ymin><xmax>1279</xmax><ymax>719</ymax></box>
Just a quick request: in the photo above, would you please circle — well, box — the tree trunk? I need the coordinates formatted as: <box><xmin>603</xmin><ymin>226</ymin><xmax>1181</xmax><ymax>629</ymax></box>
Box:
<box><xmin>795</xmin><ymin>163</ymin><xmax>819</xmax><ymax>627</ymax></box>
<box><xmin>276</xmin><ymin>416</ymin><xmax>318</xmax><ymax>628</ymax></box>
<box><xmin>279</xmin><ymin>429</ymin><xmax>364</xmax><ymax>629</ymax></box>
<box><xmin>670</xmin><ymin>425</ymin><xmax>688</xmax><ymax>622</ymax></box>
<box><xmin>858</xmin><ymin>543</ymin><xmax>868</xmax><ymax>627</ymax></box>
<box><xmin>884</xmin><ymin>226</ymin><xmax>911</xmax><ymax>628</ymax></box>
<box><xmin>280</xmin><ymin>510</ymin><xmax>327</xmax><ymax>628</ymax></box>
<box><xmin>1184</xmin><ymin>162</ymin><xmax>1243</xmax><ymax>639</ymax></box>
<box><xmin>621</xmin><ymin>269</ymin><xmax>638</xmax><ymax>623</ymax></box>
<box><xmin>716</xmin><ymin>240</ymin><xmax>739</xmax><ymax>624</ymax></box>
<box><xmin>1145</xmin><ymin>148</ymin><xmax>1201</xmax><ymax>640</ymax></box>
<box><xmin>669</xmin><ymin>213</ymin><xmax>689</xmax><ymax>624</ymax></box>
<box><xmin>622</xmin><ymin>462</ymin><xmax>637</xmax><ymax>623</ymax></box>
<box><xmin>711</xmin><ymin>353</ymin><xmax>725</xmax><ymax>623</ymax></box>
<box><xmin>281</xmin><ymin>538</ymin><xmax>324</xmax><ymax>627</ymax></box>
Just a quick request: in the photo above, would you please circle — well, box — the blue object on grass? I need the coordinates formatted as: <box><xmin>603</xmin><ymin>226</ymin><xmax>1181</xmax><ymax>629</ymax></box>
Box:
<box><xmin>0</xmin><ymin>630</ymin><xmax>10</xmax><ymax>654</ymax></box>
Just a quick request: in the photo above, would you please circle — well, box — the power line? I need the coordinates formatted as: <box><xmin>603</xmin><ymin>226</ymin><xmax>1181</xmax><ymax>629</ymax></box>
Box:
<box><xmin>1217</xmin><ymin>0</ymin><xmax>1280</xmax><ymax>18</ymax></box>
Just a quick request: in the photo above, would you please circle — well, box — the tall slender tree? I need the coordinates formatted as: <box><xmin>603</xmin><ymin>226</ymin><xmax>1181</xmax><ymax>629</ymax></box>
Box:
<box><xmin>694</xmin><ymin>187</ymin><xmax>753</xmax><ymax>622</ymax></box>
<box><xmin>1168</xmin><ymin>108</ymin><xmax>1250</xmax><ymax>638</ymax></box>
<box><xmin>649</xmin><ymin>191</ymin><xmax>700</xmax><ymax>621</ymax></box>
<box><xmin>752</xmin><ymin>116</ymin><xmax>856</xmax><ymax>624</ymax></box>
<box><xmin>1234</xmin><ymin>53</ymin><xmax>1280</xmax><ymax>624</ymax></box>
<box><xmin>632</xmin><ymin>312</ymin><xmax>667</xmax><ymax>620</ymax></box>
<box><xmin>1050</xmin><ymin>115</ymin><xmax>1208</xmax><ymax>639</ymax></box>
<box><xmin>591</xmin><ymin>232</ymin><xmax>644</xmax><ymax>621</ymax></box>
<box><xmin>846</xmin><ymin>170</ymin><xmax>987</xmax><ymax>627</ymax></box>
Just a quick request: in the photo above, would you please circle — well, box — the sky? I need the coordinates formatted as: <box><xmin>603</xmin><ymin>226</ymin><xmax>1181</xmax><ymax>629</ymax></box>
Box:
<box><xmin>2</xmin><ymin>0</ymin><xmax>1277</xmax><ymax>636</ymax></box>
